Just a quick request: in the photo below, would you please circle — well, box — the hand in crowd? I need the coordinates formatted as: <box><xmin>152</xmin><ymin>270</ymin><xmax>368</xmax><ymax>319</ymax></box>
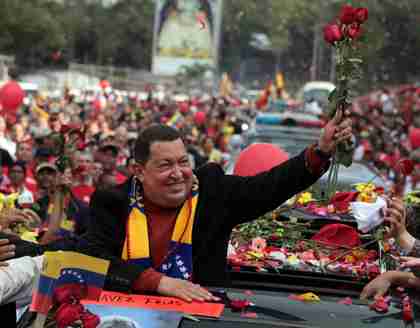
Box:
<box><xmin>0</xmin><ymin>239</ymin><xmax>14</xmax><ymax>267</ymax></box>
<box><xmin>360</xmin><ymin>272</ymin><xmax>393</xmax><ymax>300</ymax></box>
<box><xmin>0</xmin><ymin>208</ymin><xmax>39</xmax><ymax>232</ymax></box>
<box><xmin>383</xmin><ymin>196</ymin><xmax>416</xmax><ymax>252</ymax></box>
<box><xmin>318</xmin><ymin>108</ymin><xmax>353</xmax><ymax>154</ymax></box>
<box><xmin>157</xmin><ymin>276</ymin><xmax>220</xmax><ymax>303</ymax></box>
<box><xmin>399</xmin><ymin>256</ymin><xmax>420</xmax><ymax>270</ymax></box>
<box><xmin>383</xmin><ymin>196</ymin><xmax>407</xmax><ymax>237</ymax></box>
<box><xmin>360</xmin><ymin>270</ymin><xmax>420</xmax><ymax>300</ymax></box>
<box><xmin>57</xmin><ymin>168</ymin><xmax>73</xmax><ymax>190</ymax></box>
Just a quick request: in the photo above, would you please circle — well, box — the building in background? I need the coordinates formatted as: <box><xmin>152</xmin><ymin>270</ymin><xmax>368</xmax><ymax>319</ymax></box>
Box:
<box><xmin>0</xmin><ymin>55</ymin><xmax>15</xmax><ymax>81</ymax></box>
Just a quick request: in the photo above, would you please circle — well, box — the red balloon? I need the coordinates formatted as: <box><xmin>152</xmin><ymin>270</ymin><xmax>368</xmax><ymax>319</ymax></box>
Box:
<box><xmin>233</xmin><ymin>143</ymin><xmax>289</xmax><ymax>176</ymax></box>
<box><xmin>409</xmin><ymin>128</ymin><xmax>420</xmax><ymax>149</ymax></box>
<box><xmin>99</xmin><ymin>80</ymin><xmax>110</xmax><ymax>89</ymax></box>
<box><xmin>0</xmin><ymin>81</ymin><xmax>25</xmax><ymax>112</ymax></box>
<box><xmin>194</xmin><ymin>111</ymin><xmax>206</xmax><ymax>125</ymax></box>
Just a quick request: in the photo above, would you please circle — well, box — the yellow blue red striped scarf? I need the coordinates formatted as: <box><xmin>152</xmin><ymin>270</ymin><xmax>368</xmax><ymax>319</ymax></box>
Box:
<box><xmin>122</xmin><ymin>177</ymin><xmax>199</xmax><ymax>280</ymax></box>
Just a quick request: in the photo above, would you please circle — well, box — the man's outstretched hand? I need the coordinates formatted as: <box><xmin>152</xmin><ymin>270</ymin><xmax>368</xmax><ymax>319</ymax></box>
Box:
<box><xmin>318</xmin><ymin>108</ymin><xmax>353</xmax><ymax>155</ymax></box>
<box><xmin>157</xmin><ymin>276</ymin><xmax>220</xmax><ymax>303</ymax></box>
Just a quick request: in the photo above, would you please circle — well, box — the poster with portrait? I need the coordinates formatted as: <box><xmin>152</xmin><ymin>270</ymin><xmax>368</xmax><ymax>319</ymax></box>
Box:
<box><xmin>83</xmin><ymin>303</ymin><xmax>183</xmax><ymax>328</ymax></box>
<box><xmin>152</xmin><ymin>0</ymin><xmax>223</xmax><ymax>75</ymax></box>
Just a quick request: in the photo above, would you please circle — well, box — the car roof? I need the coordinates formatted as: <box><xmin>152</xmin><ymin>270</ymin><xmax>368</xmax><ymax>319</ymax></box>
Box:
<box><xmin>302</xmin><ymin>81</ymin><xmax>336</xmax><ymax>92</ymax></box>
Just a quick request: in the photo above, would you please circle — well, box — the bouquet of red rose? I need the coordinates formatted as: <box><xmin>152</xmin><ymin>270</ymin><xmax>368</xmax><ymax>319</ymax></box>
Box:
<box><xmin>323</xmin><ymin>4</ymin><xmax>369</xmax><ymax>198</ymax></box>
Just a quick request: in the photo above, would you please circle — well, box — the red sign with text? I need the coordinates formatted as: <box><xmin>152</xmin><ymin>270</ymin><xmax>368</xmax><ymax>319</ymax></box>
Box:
<box><xmin>82</xmin><ymin>291</ymin><xmax>225</xmax><ymax>318</ymax></box>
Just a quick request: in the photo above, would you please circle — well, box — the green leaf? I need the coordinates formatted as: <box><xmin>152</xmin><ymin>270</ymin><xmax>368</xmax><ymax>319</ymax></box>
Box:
<box><xmin>328</xmin><ymin>88</ymin><xmax>337</xmax><ymax>102</ymax></box>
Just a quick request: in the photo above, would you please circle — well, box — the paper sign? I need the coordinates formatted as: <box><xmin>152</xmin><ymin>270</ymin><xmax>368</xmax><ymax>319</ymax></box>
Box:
<box><xmin>82</xmin><ymin>291</ymin><xmax>225</xmax><ymax>318</ymax></box>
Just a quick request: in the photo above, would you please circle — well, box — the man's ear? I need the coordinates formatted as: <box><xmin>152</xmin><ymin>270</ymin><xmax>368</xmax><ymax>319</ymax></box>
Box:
<box><xmin>134</xmin><ymin>163</ymin><xmax>145</xmax><ymax>182</ymax></box>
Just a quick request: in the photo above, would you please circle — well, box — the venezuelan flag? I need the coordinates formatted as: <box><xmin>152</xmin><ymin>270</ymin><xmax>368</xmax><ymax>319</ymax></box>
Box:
<box><xmin>31</xmin><ymin>251</ymin><xmax>110</xmax><ymax>314</ymax></box>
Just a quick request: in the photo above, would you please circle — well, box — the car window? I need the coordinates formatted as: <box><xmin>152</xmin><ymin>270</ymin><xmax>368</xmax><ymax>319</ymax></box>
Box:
<box><xmin>248</xmin><ymin>131</ymin><xmax>318</xmax><ymax>157</ymax></box>
<box><xmin>304</xmin><ymin>89</ymin><xmax>331</xmax><ymax>103</ymax></box>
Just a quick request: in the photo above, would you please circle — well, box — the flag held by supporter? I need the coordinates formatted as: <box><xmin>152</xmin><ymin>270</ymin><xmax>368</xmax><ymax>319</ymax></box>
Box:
<box><xmin>31</xmin><ymin>251</ymin><xmax>110</xmax><ymax>315</ymax></box>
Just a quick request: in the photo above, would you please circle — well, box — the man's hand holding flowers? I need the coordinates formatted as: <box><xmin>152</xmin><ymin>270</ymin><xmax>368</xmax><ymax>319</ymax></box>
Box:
<box><xmin>318</xmin><ymin>108</ymin><xmax>353</xmax><ymax>155</ymax></box>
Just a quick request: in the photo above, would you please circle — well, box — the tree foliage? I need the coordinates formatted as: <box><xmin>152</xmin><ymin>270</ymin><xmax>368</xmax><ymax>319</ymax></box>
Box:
<box><xmin>0</xmin><ymin>0</ymin><xmax>419</xmax><ymax>91</ymax></box>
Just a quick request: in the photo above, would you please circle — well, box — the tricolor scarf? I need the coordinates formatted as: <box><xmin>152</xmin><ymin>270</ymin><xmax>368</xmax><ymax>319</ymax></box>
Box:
<box><xmin>122</xmin><ymin>177</ymin><xmax>199</xmax><ymax>280</ymax></box>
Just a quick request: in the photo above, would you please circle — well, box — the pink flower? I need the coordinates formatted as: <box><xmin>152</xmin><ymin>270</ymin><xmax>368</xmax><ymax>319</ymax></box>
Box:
<box><xmin>369</xmin><ymin>296</ymin><xmax>389</xmax><ymax>313</ymax></box>
<box><xmin>250</xmin><ymin>237</ymin><xmax>267</xmax><ymax>252</ymax></box>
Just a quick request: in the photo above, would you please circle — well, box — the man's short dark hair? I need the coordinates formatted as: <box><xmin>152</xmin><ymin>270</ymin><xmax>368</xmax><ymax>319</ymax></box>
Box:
<box><xmin>8</xmin><ymin>66</ymin><xmax>19</xmax><ymax>80</ymax></box>
<box><xmin>134</xmin><ymin>124</ymin><xmax>182</xmax><ymax>163</ymax></box>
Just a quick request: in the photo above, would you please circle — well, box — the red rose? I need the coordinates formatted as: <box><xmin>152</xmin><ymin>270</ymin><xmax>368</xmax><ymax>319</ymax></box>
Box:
<box><xmin>55</xmin><ymin>303</ymin><xmax>84</xmax><ymax>328</ymax></box>
<box><xmin>354</xmin><ymin>7</ymin><xmax>369</xmax><ymax>24</ymax></box>
<box><xmin>367</xmin><ymin>265</ymin><xmax>380</xmax><ymax>280</ymax></box>
<box><xmin>396</xmin><ymin>158</ymin><xmax>415</xmax><ymax>176</ymax></box>
<box><xmin>339</xmin><ymin>4</ymin><xmax>356</xmax><ymax>25</ymax></box>
<box><xmin>323</xmin><ymin>24</ymin><xmax>343</xmax><ymax>44</ymax></box>
<box><xmin>366</xmin><ymin>250</ymin><xmax>378</xmax><ymax>261</ymax></box>
<box><xmin>81</xmin><ymin>310</ymin><xmax>101</xmax><ymax>328</ymax></box>
<box><xmin>347</xmin><ymin>23</ymin><xmax>363</xmax><ymax>39</ymax></box>
<box><xmin>54</xmin><ymin>284</ymin><xmax>84</xmax><ymax>304</ymax></box>
<box><xmin>60</xmin><ymin>125</ymin><xmax>72</xmax><ymax>134</ymax></box>
<box><xmin>77</xmin><ymin>141</ymin><xmax>88</xmax><ymax>151</ymax></box>
<box><xmin>230</xmin><ymin>299</ymin><xmax>250</xmax><ymax>312</ymax></box>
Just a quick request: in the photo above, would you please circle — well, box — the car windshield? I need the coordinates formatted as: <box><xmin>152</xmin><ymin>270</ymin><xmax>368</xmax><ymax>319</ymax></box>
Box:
<box><xmin>304</xmin><ymin>88</ymin><xmax>331</xmax><ymax>103</ymax></box>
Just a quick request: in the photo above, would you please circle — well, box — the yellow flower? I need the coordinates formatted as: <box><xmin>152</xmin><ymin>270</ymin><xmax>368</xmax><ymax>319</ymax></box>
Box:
<box><xmin>5</xmin><ymin>193</ymin><xmax>19</xmax><ymax>209</ymax></box>
<box><xmin>354</xmin><ymin>183</ymin><xmax>375</xmax><ymax>193</ymax></box>
<box><xmin>0</xmin><ymin>193</ymin><xmax>5</xmax><ymax>213</ymax></box>
<box><xmin>357</xmin><ymin>191</ymin><xmax>377</xmax><ymax>203</ymax></box>
<box><xmin>20</xmin><ymin>231</ymin><xmax>38</xmax><ymax>243</ymax></box>
<box><xmin>344</xmin><ymin>255</ymin><xmax>357</xmax><ymax>264</ymax></box>
<box><xmin>297</xmin><ymin>192</ymin><xmax>313</xmax><ymax>205</ymax></box>
<box><xmin>300</xmin><ymin>292</ymin><xmax>321</xmax><ymax>302</ymax></box>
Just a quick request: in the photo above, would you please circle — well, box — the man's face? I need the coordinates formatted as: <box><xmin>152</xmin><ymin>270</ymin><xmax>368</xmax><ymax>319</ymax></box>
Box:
<box><xmin>99</xmin><ymin>149</ymin><xmax>117</xmax><ymax>173</ymax></box>
<box><xmin>16</xmin><ymin>143</ymin><xmax>33</xmax><ymax>162</ymax></box>
<box><xmin>9</xmin><ymin>165</ymin><xmax>25</xmax><ymax>186</ymax></box>
<box><xmin>36</xmin><ymin>169</ymin><xmax>57</xmax><ymax>191</ymax></box>
<box><xmin>139</xmin><ymin>139</ymin><xmax>193</xmax><ymax>208</ymax></box>
<box><xmin>203</xmin><ymin>139</ymin><xmax>214</xmax><ymax>153</ymax></box>
<box><xmin>48</xmin><ymin>114</ymin><xmax>61</xmax><ymax>132</ymax></box>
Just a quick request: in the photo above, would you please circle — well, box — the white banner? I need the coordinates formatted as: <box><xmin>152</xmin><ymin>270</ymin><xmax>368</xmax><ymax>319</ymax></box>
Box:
<box><xmin>152</xmin><ymin>0</ymin><xmax>223</xmax><ymax>76</ymax></box>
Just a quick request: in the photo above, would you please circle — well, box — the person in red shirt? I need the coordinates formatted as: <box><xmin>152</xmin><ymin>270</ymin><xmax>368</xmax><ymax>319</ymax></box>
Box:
<box><xmin>7</xmin><ymin>161</ymin><xmax>34</xmax><ymax>207</ymax></box>
<box><xmin>15</xmin><ymin>141</ymin><xmax>38</xmax><ymax>194</ymax></box>
<box><xmin>71</xmin><ymin>151</ymin><xmax>96</xmax><ymax>204</ymax></box>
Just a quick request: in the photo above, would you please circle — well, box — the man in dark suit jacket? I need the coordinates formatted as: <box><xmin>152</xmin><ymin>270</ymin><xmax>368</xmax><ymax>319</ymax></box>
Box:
<box><xmin>0</xmin><ymin>109</ymin><xmax>352</xmax><ymax>302</ymax></box>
